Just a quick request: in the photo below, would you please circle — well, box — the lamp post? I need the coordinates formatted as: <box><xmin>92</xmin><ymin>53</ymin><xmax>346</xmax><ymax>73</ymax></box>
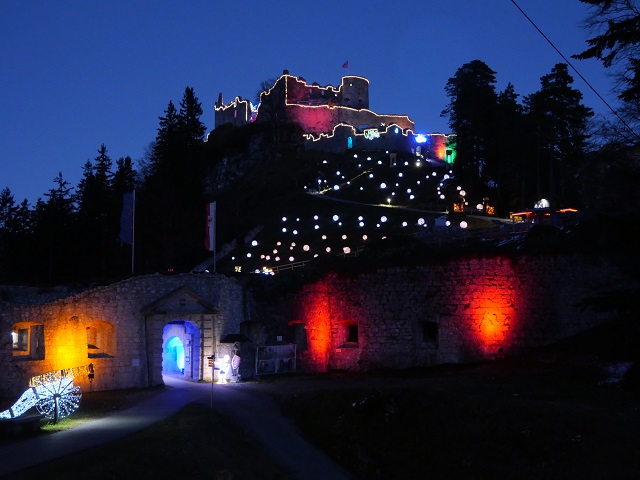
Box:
<box><xmin>207</xmin><ymin>354</ymin><xmax>215</xmax><ymax>408</ymax></box>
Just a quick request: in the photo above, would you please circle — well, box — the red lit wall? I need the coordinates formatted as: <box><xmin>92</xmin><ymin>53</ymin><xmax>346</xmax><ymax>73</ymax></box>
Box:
<box><xmin>287</xmin><ymin>255</ymin><xmax>628</xmax><ymax>372</ymax></box>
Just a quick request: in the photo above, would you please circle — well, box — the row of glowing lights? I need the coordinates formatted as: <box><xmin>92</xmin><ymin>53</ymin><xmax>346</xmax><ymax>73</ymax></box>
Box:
<box><xmin>231</xmin><ymin>212</ymin><xmax>470</xmax><ymax>275</ymax></box>
<box><xmin>308</xmin><ymin>154</ymin><xmax>464</xmax><ymax>204</ymax></box>
<box><xmin>232</xmin><ymin>156</ymin><xmax>470</xmax><ymax>275</ymax></box>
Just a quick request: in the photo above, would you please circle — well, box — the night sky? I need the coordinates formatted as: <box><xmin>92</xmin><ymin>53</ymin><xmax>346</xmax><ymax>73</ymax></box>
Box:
<box><xmin>1</xmin><ymin>0</ymin><xmax>617</xmax><ymax>204</ymax></box>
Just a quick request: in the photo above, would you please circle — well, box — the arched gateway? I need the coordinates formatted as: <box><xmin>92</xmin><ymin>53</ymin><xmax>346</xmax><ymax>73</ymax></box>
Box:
<box><xmin>141</xmin><ymin>286</ymin><xmax>218</xmax><ymax>385</ymax></box>
<box><xmin>0</xmin><ymin>274</ymin><xmax>246</xmax><ymax>398</ymax></box>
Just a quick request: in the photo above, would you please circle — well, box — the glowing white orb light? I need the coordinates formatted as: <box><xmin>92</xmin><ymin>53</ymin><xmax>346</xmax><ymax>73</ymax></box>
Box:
<box><xmin>477</xmin><ymin>204</ymin><xmax>484</xmax><ymax>210</ymax></box>
<box><xmin>402</xmin><ymin>221</ymin><xmax>408</xmax><ymax>227</ymax></box>
<box><xmin>326</xmin><ymin>247</ymin><xmax>331</xmax><ymax>253</ymax></box>
<box><xmin>380</xmin><ymin>182</ymin><xmax>387</xmax><ymax>189</ymax></box>
<box><xmin>460</xmin><ymin>190</ymin><xmax>466</xmax><ymax>197</ymax></box>
<box><xmin>273</xmin><ymin>249</ymin><xmax>278</xmax><ymax>254</ymax></box>
<box><xmin>314</xmin><ymin>215</ymin><xmax>319</xmax><ymax>220</ymax></box>
<box><xmin>314</xmin><ymin>225</ymin><xmax>320</xmax><ymax>230</ymax></box>
<box><xmin>343</xmin><ymin>247</ymin><xmax>351</xmax><ymax>254</ymax></box>
<box><xmin>293</xmin><ymin>230</ymin><xmax>298</xmax><ymax>235</ymax></box>
<box><xmin>418</xmin><ymin>218</ymin><xmax>425</xmax><ymax>226</ymax></box>
<box><xmin>277</xmin><ymin>241</ymin><xmax>282</xmax><ymax>246</ymax></box>
<box><xmin>289</xmin><ymin>256</ymin><xmax>294</xmax><ymax>261</ymax></box>
<box><xmin>359</xmin><ymin>222</ymin><xmax>364</xmax><ymax>227</ymax></box>
<box><xmin>332</xmin><ymin>214</ymin><xmax>339</xmax><ymax>221</ymax></box>
<box><xmin>282</xmin><ymin>216</ymin><xmax>287</xmax><ymax>222</ymax></box>
<box><xmin>460</xmin><ymin>221</ymin><xmax>468</xmax><ymax>229</ymax></box>
<box><xmin>303</xmin><ymin>245</ymin><xmax>310</xmax><ymax>251</ymax></box>
<box><xmin>322</xmin><ymin>235</ymin><xmax>327</xmax><ymax>240</ymax></box>
<box><xmin>251</xmin><ymin>240</ymin><xmax>258</xmax><ymax>246</ymax></box>
<box><xmin>363</xmin><ymin>234</ymin><xmax>368</xmax><ymax>240</ymax></box>
<box><xmin>282</xmin><ymin>228</ymin><xmax>287</xmax><ymax>233</ymax></box>
<box><xmin>246</xmin><ymin>253</ymin><xmax>252</xmax><ymax>258</ymax></box>
<box><xmin>333</xmin><ymin>185</ymin><xmax>340</xmax><ymax>190</ymax></box>
<box><xmin>380</xmin><ymin>216</ymin><xmax>388</xmax><ymax>223</ymax></box>
<box><xmin>342</xmin><ymin>234</ymin><xmax>347</xmax><ymax>240</ymax></box>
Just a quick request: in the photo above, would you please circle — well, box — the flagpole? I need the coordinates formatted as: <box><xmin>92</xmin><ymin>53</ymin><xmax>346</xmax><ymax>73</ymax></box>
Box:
<box><xmin>131</xmin><ymin>190</ymin><xmax>136</xmax><ymax>275</ymax></box>
<box><xmin>213</xmin><ymin>201</ymin><xmax>216</xmax><ymax>274</ymax></box>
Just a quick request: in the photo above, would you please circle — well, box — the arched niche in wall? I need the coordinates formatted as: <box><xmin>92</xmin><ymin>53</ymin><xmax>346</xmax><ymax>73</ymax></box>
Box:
<box><xmin>86</xmin><ymin>320</ymin><xmax>116</xmax><ymax>358</ymax></box>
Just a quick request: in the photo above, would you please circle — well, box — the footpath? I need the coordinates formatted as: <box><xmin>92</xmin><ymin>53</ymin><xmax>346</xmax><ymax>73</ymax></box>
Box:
<box><xmin>0</xmin><ymin>376</ymin><xmax>354</xmax><ymax>480</ymax></box>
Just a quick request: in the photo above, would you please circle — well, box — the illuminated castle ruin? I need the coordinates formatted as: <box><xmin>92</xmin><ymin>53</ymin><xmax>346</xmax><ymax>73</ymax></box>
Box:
<box><xmin>214</xmin><ymin>71</ymin><xmax>457</xmax><ymax>162</ymax></box>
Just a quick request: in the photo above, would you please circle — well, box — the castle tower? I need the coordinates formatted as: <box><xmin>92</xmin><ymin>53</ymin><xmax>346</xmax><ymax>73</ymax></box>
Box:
<box><xmin>340</xmin><ymin>76</ymin><xmax>369</xmax><ymax>110</ymax></box>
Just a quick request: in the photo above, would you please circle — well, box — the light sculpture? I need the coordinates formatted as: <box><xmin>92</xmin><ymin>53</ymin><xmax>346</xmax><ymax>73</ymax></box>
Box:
<box><xmin>0</xmin><ymin>364</ymin><xmax>94</xmax><ymax>423</ymax></box>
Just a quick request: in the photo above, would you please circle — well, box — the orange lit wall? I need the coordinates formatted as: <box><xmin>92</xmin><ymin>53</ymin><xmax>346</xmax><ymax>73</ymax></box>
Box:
<box><xmin>458</xmin><ymin>272</ymin><xmax>522</xmax><ymax>357</ymax></box>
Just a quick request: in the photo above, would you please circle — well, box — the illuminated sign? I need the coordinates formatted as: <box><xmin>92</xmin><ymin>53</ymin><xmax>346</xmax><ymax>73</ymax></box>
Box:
<box><xmin>364</xmin><ymin>128</ymin><xmax>380</xmax><ymax>140</ymax></box>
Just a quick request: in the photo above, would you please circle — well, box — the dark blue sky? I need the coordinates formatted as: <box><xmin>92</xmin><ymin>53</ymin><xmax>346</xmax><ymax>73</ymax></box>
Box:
<box><xmin>1</xmin><ymin>1</ymin><xmax>616</xmax><ymax>204</ymax></box>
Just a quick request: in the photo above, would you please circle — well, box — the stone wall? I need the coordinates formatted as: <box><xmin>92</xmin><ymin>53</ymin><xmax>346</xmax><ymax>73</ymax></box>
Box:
<box><xmin>273</xmin><ymin>254</ymin><xmax>634</xmax><ymax>372</ymax></box>
<box><xmin>0</xmin><ymin>273</ymin><xmax>244</xmax><ymax>397</ymax></box>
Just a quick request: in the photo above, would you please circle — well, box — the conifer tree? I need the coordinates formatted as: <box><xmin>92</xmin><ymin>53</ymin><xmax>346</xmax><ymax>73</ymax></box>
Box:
<box><xmin>442</xmin><ymin>60</ymin><xmax>499</xmax><ymax>198</ymax></box>
<box><xmin>525</xmin><ymin>64</ymin><xmax>594</xmax><ymax>207</ymax></box>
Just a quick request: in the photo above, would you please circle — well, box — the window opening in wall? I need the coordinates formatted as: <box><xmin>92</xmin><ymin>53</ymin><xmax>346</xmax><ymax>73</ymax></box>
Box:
<box><xmin>421</xmin><ymin>321</ymin><xmax>439</xmax><ymax>348</ymax></box>
<box><xmin>12</xmin><ymin>323</ymin><xmax>44</xmax><ymax>359</ymax></box>
<box><xmin>86</xmin><ymin>321</ymin><xmax>115</xmax><ymax>358</ymax></box>
<box><xmin>179</xmin><ymin>298</ymin><xmax>187</xmax><ymax>307</ymax></box>
<box><xmin>347</xmin><ymin>324</ymin><xmax>358</xmax><ymax>343</ymax></box>
<box><xmin>13</xmin><ymin>328</ymin><xmax>28</xmax><ymax>351</ymax></box>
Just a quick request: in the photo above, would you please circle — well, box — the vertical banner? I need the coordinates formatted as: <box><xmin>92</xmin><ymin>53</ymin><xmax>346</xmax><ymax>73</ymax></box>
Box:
<box><xmin>205</xmin><ymin>201</ymin><xmax>216</xmax><ymax>252</ymax></box>
<box><xmin>119</xmin><ymin>191</ymin><xmax>135</xmax><ymax>245</ymax></box>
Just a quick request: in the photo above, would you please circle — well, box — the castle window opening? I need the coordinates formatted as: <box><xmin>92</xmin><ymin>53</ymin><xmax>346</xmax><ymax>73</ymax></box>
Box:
<box><xmin>421</xmin><ymin>321</ymin><xmax>439</xmax><ymax>349</ymax></box>
<box><xmin>12</xmin><ymin>328</ymin><xmax>28</xmax><ymax>351</ymax></box>
<box><xmin>86</xmin><ymin>321</ymin><xmax>116</xmax><ymax>358</ymax></box>
<box><xmin>12</xmin><ymin>322</ymin><xmax>44</xmax><ymax>360</ymax></box>
<box><xmin>347</xmin><ymin>324</ymin><xmax>359</xmax><ymax>343</ymax></box>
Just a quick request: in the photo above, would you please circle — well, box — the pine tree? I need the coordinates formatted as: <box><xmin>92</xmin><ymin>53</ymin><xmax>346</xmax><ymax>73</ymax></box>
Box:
<box><xmin>32</xmin><ymin>173</ymin><xmax>76</xmax><ymax>283</ymax></box>
<box><xmin>138</xmin><ymin>88</ymin><xmax>208</xmax><ymax>273</ymax></box>
<box><xmin>442</xmin><ymin>60</ymin><xmax>499</xmax><ymax>198</ymax></box>
<box><xmin>525</xmin><ymin>64</ymin><xmax>594</xmax><ymax>208</ymax></box>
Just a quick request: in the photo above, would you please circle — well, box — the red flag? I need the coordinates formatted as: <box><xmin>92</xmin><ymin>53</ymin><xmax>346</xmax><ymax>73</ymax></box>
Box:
<box><xmin>342</xmin><ymin>61</ymin><xmax>349</xmax><ymax>68</ymax></box>
<box><xmin>205</xmin><ymin>201</ymin><xmax>216</xmax><ymax>251</ymax></box>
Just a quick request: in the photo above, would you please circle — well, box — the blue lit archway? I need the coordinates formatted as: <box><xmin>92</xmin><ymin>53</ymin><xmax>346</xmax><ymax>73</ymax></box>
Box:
<box><xmin>163</xmin><ymin>336</ymin><xmax>185</xmax><ymax>374</ymax></box>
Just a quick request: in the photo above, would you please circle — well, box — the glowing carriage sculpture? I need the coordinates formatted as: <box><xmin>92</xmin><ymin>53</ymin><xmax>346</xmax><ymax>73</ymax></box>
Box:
<box><xmin>0</xmin><ymin>364</ymin><xmax>94</xmax><ymax>424</ymax></box>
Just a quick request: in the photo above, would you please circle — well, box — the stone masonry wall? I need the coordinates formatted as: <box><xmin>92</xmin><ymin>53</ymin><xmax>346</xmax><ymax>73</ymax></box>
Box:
<box><xmin>282</xmin><ymin>254</ymin><xmax>634</xmax><ymax>372</ymax></box>
<box><xmin>0</xmin><ymin>273</ymin><xmax>244</xmax><ymax>397</ymax></box>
